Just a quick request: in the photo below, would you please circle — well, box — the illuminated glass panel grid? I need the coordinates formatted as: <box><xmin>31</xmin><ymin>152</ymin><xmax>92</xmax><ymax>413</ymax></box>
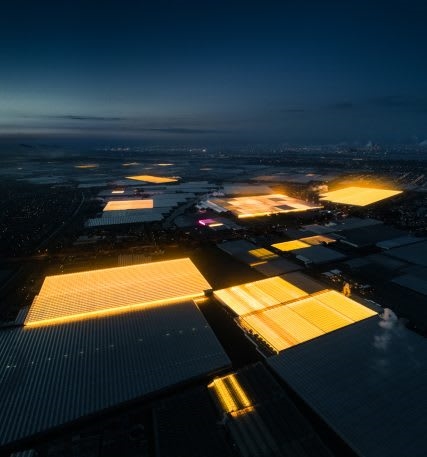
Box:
<box><xmin>313</xmin><ymin>290</ymin><xmax>377</xmax><ymax>321</ymax></box>
<box><xmin>208</xmin><ymin>374</ymin><xmax>252</xmax><ymax>413</ymax></box>
<box><xmin>103</xmin><ymin>200</ymin><xmax>154</xmax><ymax>211</ymax></box>
<box><xmin>288</xmin><ymin>296</ymin><xmax>352</xmax><ymax>332</ymax></box>
<box><xmin>239</xmin><ymin>290</ymin><xmax>377</xmax><ymax>352</ymax></box>
<box><xmin>25</xmin><ymin>258</ymin><xmax>211</xmax><ymax>326</ymax></box>
<box><xmin>126</xmin><ymin>175</ymin><xmax>178</xmax><ymax>183</ymax></box>
<box><xmin>272</xmin><ymin>240</ymin><xmax>311</xmax><ymax>251</ymax></box>
<box><xmin>208</xmin><ymin>194</ymin><xmax>321</xmax><ymax>218</ymax></box>
<box><xmin>214</xmin><ymin>277</ymin><xmax>307</xmax><ymax>316</ymax></box>
<box><xmin>320</xmin><ymin>186</ymin><xmax>402</xmax><ymax>206</ymax></box>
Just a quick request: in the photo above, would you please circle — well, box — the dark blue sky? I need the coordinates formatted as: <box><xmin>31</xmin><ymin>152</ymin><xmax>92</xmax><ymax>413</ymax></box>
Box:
<box><xmin>1</xmin><ymin>0</ymin><xmax>426</xmax><ymax>144</ymax></box>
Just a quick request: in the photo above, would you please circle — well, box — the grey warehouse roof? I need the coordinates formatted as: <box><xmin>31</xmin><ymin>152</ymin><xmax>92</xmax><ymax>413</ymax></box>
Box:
<box><xmin>0</xmin><ymin>301</ymin><xmax>230</xmax><ymax>447</ymax></box>
<box><xmin>292</xmin><ymin>245</ymin><xmax>346</xmax><ymax>264</ymax></box>
<box><xmin>385</xmin><ymin>240</ymin><xmax>427</xmax><ymax>267</ymax></box>
<box><xmin>268</xmin><ymin>316</ymin><xmax>427</xmax><ymax>457</ymax></box>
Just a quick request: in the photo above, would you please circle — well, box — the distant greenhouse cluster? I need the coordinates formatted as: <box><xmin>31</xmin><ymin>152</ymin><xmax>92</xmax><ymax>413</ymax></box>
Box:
<box><xmin>2</xmin><ymin>147</ymin><xmax>427</xmax><ymax>457</ymax></box>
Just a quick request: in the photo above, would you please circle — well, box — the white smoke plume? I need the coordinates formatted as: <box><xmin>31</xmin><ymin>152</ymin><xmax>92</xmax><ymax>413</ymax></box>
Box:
<box><xmin>373</xmin><ymin>308</ymin><xmax>401</xmax><ymax>373</ymax></box>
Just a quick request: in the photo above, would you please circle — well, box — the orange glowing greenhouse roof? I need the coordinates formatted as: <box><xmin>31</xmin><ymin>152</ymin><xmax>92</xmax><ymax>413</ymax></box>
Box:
<box><xmin>25</xmin><ymin>258</ymin><xmax>211</xmax><ymax>327</ymax></box>
<box><xmin>299</xmin><ymin>235</ymin><xmax>336</xmax><ymax>245</ymax></box>
<box><xmin>239</xmin><ymin>290</ymin><xmax>377</xmax><ymax>352</ymax></box>
<box><xmin>320</xmin><ymin>186</ymin><xmax>402</xmax><ymax>206</ymax></box>
<box><xmin>214</xmin><ymin>276</ymin><xmax>308</xmax><ymax>316</ymax></box>
<box><xmin>208</xmin><ymin>193</ymin><xmax>321</xmax><ymax>218</ymax></box>
<box><xmin>103</xmin><ymin>199</ymin><xmax>154</xmax><ymax>211</ymax></box>
<box><xmin>248</xmin><ymin>248</ymin><xmax>278</xmax><ymax>261</ymax></box>
<box><xmin>126</xmin><ymin>175</ymin><xmax>178</xmax><ymax>183</ymax></box>
<box><xmin>208</xmin><ymin>374</ymin><xmax>252</xmax><ymax>414</ymax></box>
<box><xmin>272</xmin><ymin>240</ymin><xmax>311</xmax><ymax>252</ymax></box>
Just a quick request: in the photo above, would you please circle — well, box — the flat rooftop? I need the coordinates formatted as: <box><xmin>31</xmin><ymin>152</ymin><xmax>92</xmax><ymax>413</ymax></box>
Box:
<box><xmin>239</xmin><ymin>290</ymin><xmax>377</xmax><ymax>353</ymax></box>
<box><xmin>0</xmin><ymin>301</ymin><xmax>230</xmax><ymax>447</ymax></box>
<box><xmin>385</xmin><ymin>240</ymin><xmax>427</xmax><ymax>267</ymax></box>
<box><xmin>217</xmin><ymin>240</ymin><xmax>277</xmax><ymax>266</ymax></box>
<box><xmin>208</xmin><ymin>193</ymin><xmax>322</xmax><ymax>218</ymax></box>
<box><xmin>267</xmin><ymin>316</ymin><xmax>427</xmax><ymax>457</ymax></box>
<box><xmin>207</xmin><ymin>363</ymin><xmax>334</xmax><ymax>457</ymax></box>
<box><xmin>25</xmin><ymin>258</ymin><xmax>211</xmax><ymax>326</ymax></box>
<box><xmin>320</xmin><ymin>186</ymin><xmax>402</xmax><ymax>206</ymax></box>
<box><xmin>292</xmin><ymin>245</ymin><xmax>347</xmax><ymax>265</ymax></box>
<box><xmin>103</xmin><ymin>199</ymin><xmax>154</xmax><ymax>211</ymax></box>
<box><xmin>252</xmin><ymin>257</ymin><xmax>302</xmax><ymax>277</ymax></box>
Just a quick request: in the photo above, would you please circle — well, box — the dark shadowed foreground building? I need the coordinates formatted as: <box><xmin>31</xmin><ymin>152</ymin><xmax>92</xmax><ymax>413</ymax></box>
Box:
<box><xmin>268</xmin><ymin>316</ymin><xmax>427</xmax><ymax>457</ymax></box>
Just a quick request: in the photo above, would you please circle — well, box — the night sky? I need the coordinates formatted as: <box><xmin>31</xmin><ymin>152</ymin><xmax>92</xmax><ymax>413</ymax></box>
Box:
<box><xmin>1</xmin><ymin>0</ymin><xmax>426</xmax><ymax>145</ymax></box>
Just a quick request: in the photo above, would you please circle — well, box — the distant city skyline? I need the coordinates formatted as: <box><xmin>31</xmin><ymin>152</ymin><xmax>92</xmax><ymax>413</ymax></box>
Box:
<box><xmin>1</xmin><ymin>1</ymin><xmax>427</xmax><ymax>145</ymax></box>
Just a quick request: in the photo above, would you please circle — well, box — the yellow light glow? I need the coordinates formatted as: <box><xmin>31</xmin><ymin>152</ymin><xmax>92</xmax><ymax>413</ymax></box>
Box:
<box><xmin>103</xmin><ymin>200</ymin><xmax>154</xmax><ymax>211</ymax></box>
<box><xmin>248</xmin><ymin>248</ymin><xmax>278</xmax><ymax>260</ymax></box>
<box><xmin>313</xmin><ymin>290</ymin><xmax>377</xmax><ymax>321</ymax></box>
<box><xmin>25</xmin><ymin>258</ymin><xmax>211</xmax><ymax>326</ymax></box>
<box><xmin>25</xmin><ymin>294</ymin><xmax>202</xmax><ymax>328</ymax></box>
<box><xmin>288</xmin><ymin>296</ymin><xmax>352</xmax><ymax>332</ymax></box>
<box><xmin>75</xmin><ymin>164</ymin><xmax>98</xmax><ymax>169</ymax></box>
<box><xmin>126</xmin><ymin>175</ymin><xmax>178</xmax><ymax>183</ymax></box>
<box><xmin>299</xmin><ymin>235</ymin><xmax>336</xmax><ymax>245</ymax></box>
<box><xmin>209</xmin><ymin>193</ymin><xmax>322</xmax><ymax>218</ymax></box>
<box><xmin>249</xmin><ymin>261</ymin><xmax>268</xmax><ymax>267</ymax></box>
<box><xmin>272</xmin><ymin>240</ymin><xmax>311</xmax><ymax>251</ymax></box>
<box><xmin>194</xmin><ymin>296</ymin><xmax>210</xmax><ymax>305</ymax></box>
<box><xmin>208</xmin><ymin>374</ymin><xmax>252</xmax><ymax>413</ymax></box>
<box><xmin>111</xmin><ymin>190</ymin><xmax>125</xmax><ymax>194</ymax></box>
<box><xmin>239</xmin><ymin>289</ymin><xmax>377</xmax><ymax>352</ymax></box>
<box><xmin>156</xmin><ymin>163</ymin><xmax>174</xmax><ymax>166</ymax></box>
<box><xmin>230</xmin><ymin>407</ymin><xmax>255</xmax><ymax>417</ymax></box>
<box><xmin>214</xmin><ymin>276</ymin><xmax>307</xmax><ymax>316</ymax></box>
<box><xmin>320</xmin><ymin>186</ymin><xmax>402</xmax><ymax>206</ymax></box>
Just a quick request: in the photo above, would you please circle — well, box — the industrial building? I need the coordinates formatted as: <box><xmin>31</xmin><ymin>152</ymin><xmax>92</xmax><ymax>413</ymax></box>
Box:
<box><xmin>251</xmin><ymin>257</ymin><xmax>302</xmax><ymax>277</ymax></box>
<box><xmin>217</xmin><ymin>239</ymin><xmax>303</xmax><ymax>275</ymax></box>
<box><xmin>0</xmin><ymin>259</ymin><xmax>230</xmax><ymax>448</ymax></box>
<box><xmin>238</xmin><ymin>290</ymin><xmax>376</xmax><ymax>353</ymax></box>
<box><xmin>272</xmin><ymin>239</ymin><xmax>346</xmax><ymax>265</ymax></box>
<box><xmin>205</xmin><ymin>193</ymin><xmax>322</xmax><ymax>218</ymax></box>
<box><xmin>86</xmin><ymin>192</ymin><xmax>195</xmax><ymax>227</ymax></box>
<box><xmin>385</xmin><ymin>240</ymin><xmax>427</xmax><ymax>267</ymax></box>
<box><xmin>207</xmin><ymin>363</ymin><xmax>333</xmax><ymax>457</ymax></box>
<box><xmin>267</xmin><ymin>315</ymin><xmax>427</xmax><ymax>457</ymax></box>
